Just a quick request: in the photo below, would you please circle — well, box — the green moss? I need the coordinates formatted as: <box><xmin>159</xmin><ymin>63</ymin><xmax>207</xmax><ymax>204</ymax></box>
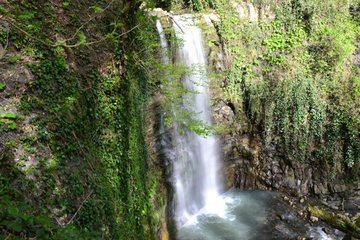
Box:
<box><xmin>0</xmin><ymin>119</ymin><xmax>17</xmax><ymax>130</ymax></box>
<box><xmin>5</xmin><ymin>140</ymin><xmax>17</xmax><ymax>148</ymax></box>
<box><xmin>356</xmin><ymin>216</ymin><xmax>360</xmax><ymax>228</ymax></box>
<box><xmin>308</xmin><ymin>205</ymin><xmax>360</xmax><ymax>238</ymax></box>
<box><xmin>1</xmin><ymin>0</ymin><xmax>163</xmax><ymax>239</ymax></box>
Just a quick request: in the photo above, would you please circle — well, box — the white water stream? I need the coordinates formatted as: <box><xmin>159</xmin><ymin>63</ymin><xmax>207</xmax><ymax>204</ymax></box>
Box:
<box><xmin>156</xmin><ymin>19</ymin><xmax>170</xmax><ymax>65</ymax></box>
<box><xmin>171</xmin><ymin>15</ymin><xmax>224</xmax><ymax>226</ymax></box>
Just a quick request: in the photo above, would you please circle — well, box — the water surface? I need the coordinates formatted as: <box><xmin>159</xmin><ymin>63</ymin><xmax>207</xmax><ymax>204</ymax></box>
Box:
<box><xmin>178</xmin><ymin>190</ymin><xmax>345</xmax><ymax>240</ymax></box>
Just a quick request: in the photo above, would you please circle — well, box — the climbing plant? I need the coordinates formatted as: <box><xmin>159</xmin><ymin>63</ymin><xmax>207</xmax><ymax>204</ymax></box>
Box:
<box><xmin>0</xmin><ymin>0</ymin><xmax>165</xmax><ymax>239</ymax></box>
<box><xmin>216</xmin><ymin>0</ymin><xmax>360</xmax><ymax>177</ymax></box>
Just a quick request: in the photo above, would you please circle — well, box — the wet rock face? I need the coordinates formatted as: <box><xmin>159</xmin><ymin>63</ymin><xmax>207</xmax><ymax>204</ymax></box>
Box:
<box><xmin>218</xmin><ymin>128</ymin><xmax>357</xmax><ymax>193</ymax></box>
<box><xmin>145</xmin><ymin>94</ymin><xmax>175</xmax><ymax>240</ymax></box>
<box><xmin>230</xmin><ymin>1</ymin><xmax>275</xmax><ymax>22</ymax></box>
<box><xmin>217</xmin><ymin>129</ymin><xmax>360</xmax><ymax>214</ymax></box>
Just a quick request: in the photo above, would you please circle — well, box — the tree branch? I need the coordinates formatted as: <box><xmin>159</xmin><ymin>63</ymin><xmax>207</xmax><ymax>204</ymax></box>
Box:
<box><xmin>67</xmin><ymin>189</ymin><xmax>94</xmax><ymax>225</ymax></box>
<box><xmin>1</xmin><ymin>1</ymin><xmax>138</xmax><ymax>49</ymax></box>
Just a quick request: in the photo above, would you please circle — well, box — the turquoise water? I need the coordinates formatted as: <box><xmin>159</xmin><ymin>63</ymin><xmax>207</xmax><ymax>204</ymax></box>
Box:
<box><xmin>178</xmin><ymin>190</ymin><xmax>343</xmax><ymax>240</ymax></box>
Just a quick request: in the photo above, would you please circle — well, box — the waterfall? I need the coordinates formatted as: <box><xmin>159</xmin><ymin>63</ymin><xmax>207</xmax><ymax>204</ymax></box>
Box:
<box><xmin>171</xmin><ymin>15</ymin><xmax>223</xmax><ymax>226</ymax></box>
<box><xmin>156</xmin><ymin>13</ymin><xmax>223</xmax><ymax>228</ymax></box>
<box><xmin>156</xmin><ymin>19</ymin><xmax>170</xmax><ymax>64</ymax></box>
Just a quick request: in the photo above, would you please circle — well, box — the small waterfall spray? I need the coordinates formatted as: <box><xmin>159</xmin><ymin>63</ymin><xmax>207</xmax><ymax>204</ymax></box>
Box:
<box><xmin>156</xmin><ymin>19</ymin><xmax>170</xmax><ymax>64</ymax></box>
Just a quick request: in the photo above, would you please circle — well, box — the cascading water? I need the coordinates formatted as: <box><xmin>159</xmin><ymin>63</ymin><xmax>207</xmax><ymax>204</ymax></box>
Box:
<box><xmin>171</xmin><ymin>15</ymin><xmax>223</xmax><ymax>226</ymax></box>
<box><xmin>156</xmin><ymin>19</ymin><xmax>170</xmax><ymax>65</ymax></box>
<box><xmin>156</xmin><ymin>14</ymin><xmax>224</xmax><ymax>226</ymax></box>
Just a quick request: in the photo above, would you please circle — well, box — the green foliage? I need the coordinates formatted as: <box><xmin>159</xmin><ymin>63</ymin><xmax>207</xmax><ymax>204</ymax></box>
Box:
<box><xmin>62</xmin><ymin>1</ymin><xmax>70</xmax><ymax>8</ymax></box>
<box><xmin>188</xmin><ymin>0</ymin><xmax>218</xmax><ymax>10</ymax></box>
<box><xmin>157</xmin><ymin>61</ymin><xmax>217</xmax><ymax>135</ymax></box>
<box><xmin>0</xmin><ymin>113</ymin><xmax>17</xmax><ymax>119</ymax></box>
<box><xmin>89</xmin><ymin>5</ymin><xmax>104</xmax><ymax>13</ymax></box>
<box><xmin>0</xmin><ymin>196</ymin><xmax>97</xmax><ymax>239</ymax></box>
<box><xmin>217</xmin><ymin>0</ymin><xmax>360</xmax><ymax>176</ymax></box>
<box><xmin>156</xmin><ymin>0</ymin><xmax>217</xmax><ymax>11</ymax></box>
<box><xmin>188</xmin><ymin>0</ymin><xmax>204</xmax><ymax>11</ymax></box>
<box><xmin>8</xmin><ymin>55</ymin><xmax>20</xmax><ymax>64</ymax></box>
<box><xmin>77</xmin><ymin>31</ymin><xmax>87</xmax><ymax>46</ymax></box>
<box><xmin>0</xmin><ymin>113</ymin><xmax>18</xmax><ymax>130</ymax></box>
<box><xmin>308</xmin><ymin>205</ymin><xmax>360</xmax><ymax>238</ymax></box>
<box><xmin>1</xmin><ymin>0</ymin><xmax>164</xmax><ymax>239</ymax></box>
<box><xmin>0</xmin><ymin>119</ymin><xmax>17</xmax><ymax>130</ymax></box>
<box><xmin>152</xmin><ymin>23</ymin><xmax>221</xmax><ymax>136</ymax></box>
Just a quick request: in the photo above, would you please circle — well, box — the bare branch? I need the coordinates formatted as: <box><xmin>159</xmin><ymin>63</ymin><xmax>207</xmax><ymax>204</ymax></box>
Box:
<box><xmin>1</xmin><ymin>0</ymin><xmax>136</xmax><ymax>49</ymax></box>
<box><xmin>3</xmin><ymin>15</ymin><xmax>140</xmax><ymax>49</ymax></box>
<box><xmin>67</xmin><ymin>189</ymin><xmax>94</xmax><ymax>225</ymax></box>
<box><xmin>168</xmin><ymin>15</ymin><xmax>185</xmax><ymax>34</ymax></box>
<box><xmin>64</xmin><ymin>24</ymin><xmax>140</xmax><ymax>48</ymax></box>
<box><xmin>68</xmin><ymin>0</ymin><xmax>115</xmax><ymax>42</ymax></box>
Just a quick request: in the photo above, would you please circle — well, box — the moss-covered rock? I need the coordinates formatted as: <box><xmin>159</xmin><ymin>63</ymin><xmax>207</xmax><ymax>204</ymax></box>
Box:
<box><xmin>308</xmin><ymin>205</ymin><xmax>360</xmax><ymax>238</ymax></box>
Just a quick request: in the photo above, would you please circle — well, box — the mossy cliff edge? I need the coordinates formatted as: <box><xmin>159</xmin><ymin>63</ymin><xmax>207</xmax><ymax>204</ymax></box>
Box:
<box><xmin>0</xmin><ymin>0</ymin><xmax>167</xmax><ymax>239</ymax></box>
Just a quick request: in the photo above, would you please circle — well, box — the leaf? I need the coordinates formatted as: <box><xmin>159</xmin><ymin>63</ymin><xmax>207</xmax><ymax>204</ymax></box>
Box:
<box><xmin>9</xmin><ymin>222</ymin><xmax>23</xmax><ymax>232</ymax></box>
<box><xmin>8</xmin><ymin>121</ymin><xmax>17</xmax><ymax>130</ymax></box>
<box><xmin>0</xmin><ymin>113</ymin><xmax>17</xmax><ymax>119</ymax></box>
<box><xmin>8</xmin><ymin>206</ymin><xmax>19</xmax><ymax>216</ymax></box>
<box><xmin>63</xmin><ymin>1</ymin><xmax>70</xmax><ymax>7</ymax></box>
<box><xmin>0</xmin><ymin>119</ymin><xmax>17</xmax><ymax>131</ymax></box>
<box><xmin>77</xmin><ymin>31</ymin><xmax>87</xmax><ymax>46</ymax></box>
<box><xmin>0</xmin><ymin>82</ymin><xmax>5</xmax><ymax>91</ymax></box>
<box><xmin>0</xmin><ymin>5</ymin><xmax>8</xmax><ymax>14</ymax></box>
<box><xmin>18</xmin><ymin>11</ymin><xmax>35</xmax><ymax>20</ymax></box>
<box><xmin>90</xmin><ymin>5</ymin><xmax>104</xmax><ymax>13</ymax></box>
